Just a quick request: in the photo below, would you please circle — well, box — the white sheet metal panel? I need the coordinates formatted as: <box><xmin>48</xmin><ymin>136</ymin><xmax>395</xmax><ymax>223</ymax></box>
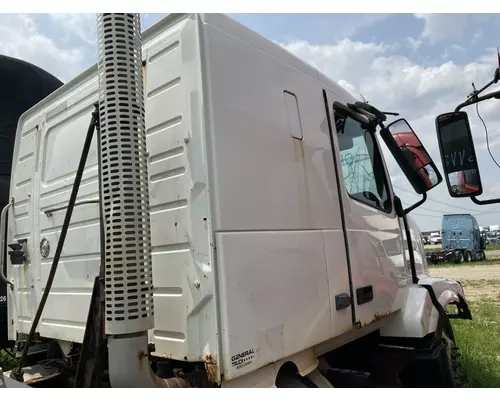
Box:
<box><xmin>215</xmin><ymin>231</ymin><xmax>332</xmax><ymax>381</ymax></box>
<box><xmin>8</xmin><ymin>120</ymin><xmax>39</xmax><ymax>339</ymax></box>
<box><xmin>6</xmin><ymin>13</ymin><xmax>415</xmax><ymax>385</ymax></box>
<box><xmin>8</xmin><ymin>14</ymin><xmax>218</xmax><ymax>368</ymax></box>
<box><xmin>199</xmin><ymin>15</ymin><xmax>353</xmax><ymax>380</ymax></box>
<box><xmin>144</xmin><ymin>16</ymin><xmax>217</xmax><ymax>364</ymax></box>
<box><xmin>34</xmin><ymin>75</ymin><xmax>100</xmax><ymax>343</ymax></box>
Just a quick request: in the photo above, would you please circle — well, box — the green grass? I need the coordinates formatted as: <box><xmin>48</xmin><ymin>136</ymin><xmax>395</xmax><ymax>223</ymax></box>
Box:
<box><xmin>0</xmin><ymin>349</ymin><xmax>17</xmax><ymax>372</ymax></box>
<box><xmin>452</xmin><ymin>298</ymin><xmax>500</xmax><ymax>388</ymax></box>
<box><xmin>462</xmin><ymin>279</ymin><xmax>500</xmax><ymax>288</ymax></box>
<box><xmin>487</xmin><ymin>243</ymin><xmax>500</xmax><ymax>251</ymax></box>
<box><xmin>425</xmin><ymin>243</ymin><xmax>500</xmax><ymax>251</ymax></box>
<box><xmin>428</xmin><ymin>257</ymin><xmax>500</xmax><ymax>268</ymax></box>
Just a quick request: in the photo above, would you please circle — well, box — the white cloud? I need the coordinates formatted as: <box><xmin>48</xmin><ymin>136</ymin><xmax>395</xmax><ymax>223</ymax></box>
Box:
<box><xmin>414</xmin><ymin>14</ymin><xmax>469</xmax><ymax>44</ymax></box>
<box><xmin>281</xmin><ymin>37</ymin><xmax>500</xmax><ymax>230</ymax></box>
<box><xmin>327</xmin><ymin>14</ymin><xmax>389</xmax><ymax>39</ymax></box>
<box><xmin>0</xmin><ymin>14</ymin><xmax>88</xmax><ymax>82</ymax></box>
<box><xmin>48</xmin><ymin>13</ymin><xmax>97</xmax><ymax>47</ymax></box>
<box><xmin>2</xmin><ymin>13</ymin><xmax>499</xmax><ymax>231</ymax></box>
<box><xmin>414</xmin><ymin>14</ymin><xmax>500</xmax><ymax>45</ymax></box>
<box><xmin>406</xmin><ymin>37</ymin><xmax>422</xmax><ymax>52</ymax></box>
<box><xmin>450</xmin><ymin>44</ymin><xmax>465</xmax><ymax>52</ymax></box>
<box><xmin>472</xmin><ymin>31</ymin><xmax>483</xmax><ymax>45</ymax></box>
<box><xmin>282</xmin><ymin>39</ymin><xmax>492</xmax><ymax>124</ymax></box>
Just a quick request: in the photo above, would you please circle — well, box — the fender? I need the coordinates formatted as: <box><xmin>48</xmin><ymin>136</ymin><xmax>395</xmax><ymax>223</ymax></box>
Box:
<box><xmin>379</xmin><ymin>277</ymin><xmax>471</xmax><ymax>339</ymax></box>
<box><xmin>418</xmin><ymin>275</ymin><xmax>471</xmax><ymax>320</ymax></box>
<box><xmin>380</xmin><ymin>214</ymin><xmax>472</xmax><ymax>339</ymax></box>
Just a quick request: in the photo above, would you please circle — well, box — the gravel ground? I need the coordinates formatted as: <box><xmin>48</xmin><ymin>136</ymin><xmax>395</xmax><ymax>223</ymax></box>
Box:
<box><xmin>430</xmin><ymin>265</ymin><xmax>500</xmax><ymax>301</ymax></box>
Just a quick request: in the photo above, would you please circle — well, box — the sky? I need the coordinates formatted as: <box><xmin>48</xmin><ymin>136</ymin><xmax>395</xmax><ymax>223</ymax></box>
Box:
<box><xmin>2</xmin><ymin>13</ymin><xmax>500</xmax><ymax>231</ymax></box>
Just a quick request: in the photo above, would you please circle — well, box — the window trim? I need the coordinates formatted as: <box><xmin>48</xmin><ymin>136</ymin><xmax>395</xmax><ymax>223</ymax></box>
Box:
<box><xmin>335</xmin><ymin>112</ymin><xmax>393</xmax><ymax>215</ymax></box>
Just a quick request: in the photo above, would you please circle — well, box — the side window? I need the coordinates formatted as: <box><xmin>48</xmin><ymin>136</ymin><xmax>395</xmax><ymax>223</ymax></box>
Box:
<box><xmin>335</xmin><ymin>113</ymin><xmax>391</xmax><ymax>212</ymax></box>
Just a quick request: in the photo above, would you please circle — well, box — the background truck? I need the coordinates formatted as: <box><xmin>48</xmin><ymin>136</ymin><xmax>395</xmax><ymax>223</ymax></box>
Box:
<box><xmin>427</xmin><ymin>214</ymin><xmax>486</xmax><ymax>264</ymax></box>
<box><xmin>487</xmin><ymin>225</ymin><xmax>499</xmax><ymax>244</ymax></box>
<box><xmin>429</xmin><ymin>232</ymin><xmax>442</xmax><ymax>245</ymax></box>
<box><xmin>1</xmin><ymin>13</ymin><xmax>471</xmax><ymax>388</ymax></box>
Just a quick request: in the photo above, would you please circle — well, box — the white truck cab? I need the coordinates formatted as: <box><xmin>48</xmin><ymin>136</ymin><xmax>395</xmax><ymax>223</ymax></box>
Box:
<box><xmin>430</xmin><ymin>232</ymin><xmax>442</xmax><ymax>245</ymax></box>
<box><xmin>1</xmin><ymin>13</ymin><xmax>470</xmax><ymax>388</ymax></box>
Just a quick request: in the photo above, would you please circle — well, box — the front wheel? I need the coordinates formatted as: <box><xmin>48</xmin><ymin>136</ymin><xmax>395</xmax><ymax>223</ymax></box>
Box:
<box><xmin>435</xmin><ymin>329</ymin><xmax>463</xmax><ymax>387</ymax></box>
<box><xmin>400</xmin><ymin>317</ymin><xmax>463</xmax><ymax>388</ymax></box>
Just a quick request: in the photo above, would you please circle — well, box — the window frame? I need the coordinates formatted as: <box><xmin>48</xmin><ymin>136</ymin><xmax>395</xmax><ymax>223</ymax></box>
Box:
<box><xmin>334</xmin><ymin>112</ymin><xmax>393</xmax><ymax>214</ymax></box>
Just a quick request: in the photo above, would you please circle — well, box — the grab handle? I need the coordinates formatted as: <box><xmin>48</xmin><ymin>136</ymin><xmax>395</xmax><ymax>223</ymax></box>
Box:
<box><xmin>1</xmin><ymin>199</ymin><xmax>14</xmax><ymax>289</ymax></box>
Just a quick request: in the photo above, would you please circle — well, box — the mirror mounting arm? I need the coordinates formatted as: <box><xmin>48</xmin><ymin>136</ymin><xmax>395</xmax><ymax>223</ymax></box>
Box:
<box><xmin>443</xmin><ymin>95</ymin><xmax>500</xmax><ymax>204</ymax></box>
<box><xmin>471</xmin><ymin>195</ymin><xmax>500</xmax><ymax>205</ymax></box>
<box><xmin>404</xmin><ymin>192</ymin><xmax>427</xmax><ymax>215</ymax></box>
<box><xmin>455</xmin><ymin>88</ymin><xmax>500</xmax><ymax>112</ymax></box>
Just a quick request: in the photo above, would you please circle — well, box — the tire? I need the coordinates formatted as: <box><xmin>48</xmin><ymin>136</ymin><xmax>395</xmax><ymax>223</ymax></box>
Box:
<box><xmin>455</xmin><ymin>252</ymin><xmax>464</xmax><ymax>264</ymax></box>
<box><xmin>437</xmin><ymin>330</ymin><xmax>463</xmax><ymax>388</ymax></box>
<box><xmin>465</xmin><ymin>252</ymin><xmax>472</xmax><ymax>263</ymax></box>
<box><xmin>400</xmin><ymin>317</ymin><xmax>463</xmax><ymax>388</ymax></box>
<box><xmin>477</xmin><ymin>250</ymin><xmax>486</xmax><ymax>261</ymax></box>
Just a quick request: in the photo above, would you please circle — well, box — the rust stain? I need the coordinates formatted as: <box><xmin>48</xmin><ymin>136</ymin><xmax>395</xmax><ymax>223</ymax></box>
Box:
<box><xmin>203</xmin><ymin>353</ymin><xmax>219</xmax><ymax>384</ymax></box>
<box><xmin>365</xmin><ymin>311</ymin><xmax>392</xmax><ymax>327</ymax></box>
<box><xmin>142</xmin><ymin>63</ymin><xmax>147</xmax><ymax>89</ymax></box>
<box><xmin>137</xmin><ymin>350</ymin><xmax>147</xmax><ymax>372</ymax></box>
<box><xmin>372</xmin><ymin>310</ymin><xmax>392</xmax><ymax>322</ymax></box>
<box><xmin>292</xmin><ymin>137</ymin><xmax>312</xmax><ymax>226</ymax></box>
<box><xmin>356</xmin><ymin>311</ymin><xmax>392</xmax><ymax>329</ymax></box>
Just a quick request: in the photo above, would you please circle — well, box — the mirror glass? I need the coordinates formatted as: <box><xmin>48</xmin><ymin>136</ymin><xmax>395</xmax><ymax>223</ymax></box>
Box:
<box><xmin>435</xmin><ymin>112</ymin><xmax>482</xmax><ymax>197</ymax></box>
<box><xmin>387</xmin><ymin>118</ymin><xmax>442</xmax><ymax>191</ymax></box>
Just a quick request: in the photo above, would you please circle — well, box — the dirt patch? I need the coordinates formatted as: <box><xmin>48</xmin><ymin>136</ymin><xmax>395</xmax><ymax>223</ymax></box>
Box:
<box><xmin>430</xmin><ymin>265</ymin><xmax>500</xmax><ymax>281</ymax></box>
<box><xmin>460</xmin><ymin>284</ymin><xmax>500</xmax><ymax>301</ymax></box>
<box><xmin>424</xmin><ymin>244</ymin><xmax>442</xmax><ymax>251</ymax></box>
<box><xmin>430</xmin><ymin>265</ymin><xmax>500</xmax><ymax>301</ymax></box>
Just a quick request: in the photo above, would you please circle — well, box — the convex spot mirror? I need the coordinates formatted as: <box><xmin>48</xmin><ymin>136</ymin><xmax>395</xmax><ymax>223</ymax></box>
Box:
<box><xmin>435</xmin><ymin>111</ymin><xmax>483</xmax><ymax>198</ymax></box>
<box><xmin>382</xmin><ymin>118</ymin><xmax>442</xmax><ymax>194</ymax></box>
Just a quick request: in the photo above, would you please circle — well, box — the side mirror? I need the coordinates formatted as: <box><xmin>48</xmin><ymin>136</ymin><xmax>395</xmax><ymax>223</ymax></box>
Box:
<box><xmin>435</xmin><ymin>111</ymin><xmax>483</xmax><ymax>198</ymax></box>
<box><xmin>381</xmin><ymin>118</ymin><xmax>442</xmax><ymax>194</ymax></box>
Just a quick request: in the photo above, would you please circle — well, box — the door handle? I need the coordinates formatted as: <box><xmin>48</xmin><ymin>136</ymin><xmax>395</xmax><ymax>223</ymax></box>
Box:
<box><xmin>0</xmin><ymin>200</ymin><xmax>14</xmax><ymax>289</ymax></box>
<box><xmin>356</xmin><ymin>285</ymin><xmax>374</xmax><ymax>305</ymax></box>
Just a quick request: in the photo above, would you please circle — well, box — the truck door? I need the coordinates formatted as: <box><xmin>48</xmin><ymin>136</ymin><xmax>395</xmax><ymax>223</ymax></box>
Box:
<box><xmin>323</xmin><ymin>91</ymin><xmax>406</xmax><ymax>326</ymax></box>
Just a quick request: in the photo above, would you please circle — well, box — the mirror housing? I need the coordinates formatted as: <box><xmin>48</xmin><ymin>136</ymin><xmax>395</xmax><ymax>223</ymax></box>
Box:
<box><xmin>381</xmin><ymin>118</ymin><xmax>442</xmax><ymax>195</ymax></box>
<box><xmin>435</xmin><ymin>111</ymin><xmax>483</xmax><ymax>198</ymax></box>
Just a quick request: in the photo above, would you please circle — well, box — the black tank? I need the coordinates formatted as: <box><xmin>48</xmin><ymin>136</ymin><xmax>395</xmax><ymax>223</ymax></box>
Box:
<box><xmin>0</xmin><ymin>54</ymin><xmax>63</xmax><ymax>349</ymax></box>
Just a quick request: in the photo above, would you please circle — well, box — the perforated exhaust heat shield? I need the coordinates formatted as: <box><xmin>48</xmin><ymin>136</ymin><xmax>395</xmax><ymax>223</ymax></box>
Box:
<box><xmin>97</xmin><ymin>13</ymin><xmax>154</xmax><ymax>335</ymax></box>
